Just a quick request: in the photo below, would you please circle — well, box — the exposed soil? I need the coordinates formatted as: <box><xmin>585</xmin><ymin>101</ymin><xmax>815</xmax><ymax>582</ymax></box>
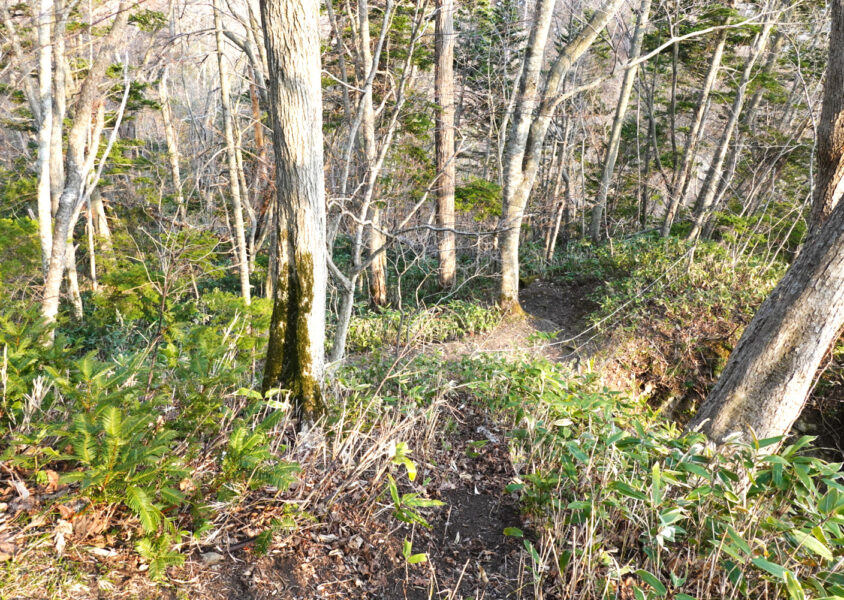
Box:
<box><xmin>175</xmin><ymin>405</ymin><xmax>529</xmax><ymax>600</ymax></box>
<box><xmin>435</xmin><ymin>278</ymin><xmax>603</xmax><ymax>366</ymax></box>
<box><xmin>518</xmin><ymin>278</ymin><xmax>601</xmax><ymax>339</ymax></box>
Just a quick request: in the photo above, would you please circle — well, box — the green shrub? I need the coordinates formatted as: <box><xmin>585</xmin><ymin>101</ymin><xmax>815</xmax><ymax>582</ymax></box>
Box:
<box><xmin>455</xmin><ymin>354</ymin><xmax>844</xmax><ymax>600</ymax></box>
<box><xmin>343</xmin><ymin>299</ymin><xmax>501</xmax><ymax>353</ymax></box>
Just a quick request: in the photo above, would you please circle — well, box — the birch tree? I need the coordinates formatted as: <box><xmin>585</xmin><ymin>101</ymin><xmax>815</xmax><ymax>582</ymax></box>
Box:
<box><xmin>498</xmin><ymin>0</ymin><xmax>625</xmax><ymax>309</ymax></box>
<box><xmin>35</xmin><ymin>0</ymin><xmax>53</xmax><ymax>273</ymax></box>
<box><xmin>589</xmin><ymin>0</ymin><xmax>652</xmax><ymax>243</ymax></box>
<box><xmin>41</xmin><ymin>2</ymin><xmax>130</xmax><ymax>325</ymax></box>
<box><xmin>213</xmin><ymin>0</ymin><xmax>252</xmax><ymax>305</ymax></box>
<box><xmin>687</xmin><ymin>1</ymin><xmax>780</xmax><ymax>242</ymax></box>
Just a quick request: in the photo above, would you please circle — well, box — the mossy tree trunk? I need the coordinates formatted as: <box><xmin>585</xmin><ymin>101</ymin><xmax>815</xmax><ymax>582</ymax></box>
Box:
<box><xmin>260</xmin><ymin>0</ymin><xmax>327</xmax><ymax>417</ymax></box>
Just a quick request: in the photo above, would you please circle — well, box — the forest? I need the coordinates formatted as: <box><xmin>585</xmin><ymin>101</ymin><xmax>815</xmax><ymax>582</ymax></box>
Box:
<box><xmin>0</xmin><ymin>0</ymin><xmax>843</xmax><ymax>597</ymax></box>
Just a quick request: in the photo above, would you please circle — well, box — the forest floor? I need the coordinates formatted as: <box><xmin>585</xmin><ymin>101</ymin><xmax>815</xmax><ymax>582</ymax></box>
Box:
<box><xmin>175</xmin><ymin>279</ymin><xmax>602</xmax><ymax>600</ymax></box>
<box><xmin>2</xmin><ymin>279</ymin><xmax>605</xmax><ymax>600</ymax></box>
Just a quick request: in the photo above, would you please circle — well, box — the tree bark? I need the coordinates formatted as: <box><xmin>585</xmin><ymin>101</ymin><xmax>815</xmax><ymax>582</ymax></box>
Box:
<box><xmin>435</xmin><ymin>0</ymin><xmax>457</xmax><ymax>289</ymax></box>
<box><xmin>687</xmin><ymin>3</ymin><xmax>844</xmax><ymax>445</ymax></box>
<box><xmin>213</xmin><ymin>0</ymin><xmax>252</xmax><ymax>305</ymax></box>
<box><xmin>590</xmin><ymin>0</ymin><xmax>652</xmax><ymax>243</ymax></box>
<box><xmin>49</xmin><ymin>0</ymin><xmax>68</xmax><ymax>217</ymax></box>
<box><xmin>159</xmin><ymin>67</ymin><xmax>186</xmax><ymax>220</ymax></box>
<box><xmin>661</xmin><ymin>4</ymin><xmax>732</xmax><ymax>237</ymax></box>
<box><xmin>809</xmin><ymin>0</ymin><xmax>844</xmax><ymax>232</ymax></box>
<box><xmin>36</xmin><ymin>0</ymin><xmax>54</xmax><ymax>274</ymax></box>
<box><xmin>41</xmin><ymin>2</ymin><xmax>129</xmax><ymax>326</ymax></box>
<box><xmin>260</xmin><ymin>0</ymin><xmax>327</xmax><ymax>417</ymax></box>
<box><xmin>357</xmin><ymin>0</ymin><xmax>388</xmax><ymax>307</ymax></box>
<box><xmin>687</xmin><ymin>6</ymin><xmax>777</xmax><ymax>242</ymax></box>
<box><xmin>498</xmin><ymin>0</ymin><xmax>625</xmax><ymax>309</ymax></box>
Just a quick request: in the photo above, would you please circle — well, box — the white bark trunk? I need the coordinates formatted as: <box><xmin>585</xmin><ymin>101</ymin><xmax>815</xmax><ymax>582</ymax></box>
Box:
<box><xmin>260</xmin><ymin>0</ymin><xmax>327</xmax><ymax>415</ymax></box>
<box><xmin>36</xmin><ymin>0</ymin><xmax>54</xmax><ymax>274</ymax></box>
<box><xmin>214</xmin><ymin>0</ymin><xmax>252</xmax><ymax>305</ymax></box>
<box><xmin>590</xmin><ymin>0</ymin><xmax>652</xmax><ymax>243</ymax></box>
<box><xmin>435</xmin><ymin>0</ymin><xmax>457</xmax><ymax>289</ymax></box>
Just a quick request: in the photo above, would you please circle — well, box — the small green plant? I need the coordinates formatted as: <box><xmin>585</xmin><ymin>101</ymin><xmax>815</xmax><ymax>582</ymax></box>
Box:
<box><xmin>401</xmin><ymin>538</ymin><xmax>428</xmax><ymax>564</ymax></box>
<box><xmin>385</xmin><ymin>442</ymin><xmax>444</xmax><ymax>529</ymax></box>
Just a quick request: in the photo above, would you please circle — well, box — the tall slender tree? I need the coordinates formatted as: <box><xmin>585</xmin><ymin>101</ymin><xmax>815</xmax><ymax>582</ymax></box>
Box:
<box><xmin>498</xmin><ymin>0</ymin><xmax>625</xmax><ymax>309</ymax></box>
<box><xmin>435</xmin><ymin>0</ymin><xmax>457</xmax><ymax>288</ymax></box>
<box><xmin>590</xmin><ymin>0</ymin><xmax>652</xmax><ymax>243</ymax></box>
<box><xmin>213</xmin><ymin>0</ymin><xmax>252</xmax><ymax>305</ymax></box>
<box><xmin>260</xmin><ymin>0</ymin><xmax>328</xmax><ymax>416</ymax></box>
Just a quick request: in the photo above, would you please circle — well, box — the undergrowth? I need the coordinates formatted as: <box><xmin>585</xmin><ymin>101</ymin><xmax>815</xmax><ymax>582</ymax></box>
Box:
<box><xmin>455</xmin><ymin>354</ymin><xmax>843</xmax><ymax>599</ymax></box>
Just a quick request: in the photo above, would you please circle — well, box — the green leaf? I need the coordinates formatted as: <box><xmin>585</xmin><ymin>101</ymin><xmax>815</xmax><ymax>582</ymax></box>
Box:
<box><xmin>126</xmin><ymin>486</ymin><xmax>161</xmax><ymax>533</ymax></box>
<box><xmin>727</xmin><ymin>526</ymin><xmax>751</xmax><ymax>555</ymax></box>
<box><xmin>791</xmin><ymin>529</ymin><xmax>833</xmax><ymax>561</ymax></box>
<box><xmin>785</xmin><ymin>571</ymin><xmax>806</xmax><ymax>600</ymax></box>
<box><xmin>407</xmin><ymin>553</ymin><xmax>427</xmax><ymax>564</ymax></box>
<box><xmin>652</xmin><ymin>463</ymin><xmax>663</xmax><ymax>506</ymax></box>
<box><xmin>503</xmin><ymin>527</ymin><xmax>523</xmax><ymax>537</ymax></box>
<box><xmin>635</xmin><ymin>569</ymin><xmax>667</xmax><ymax>596</ymax></box>
<box><xmin>751</xmin><ymin>557</ymin><xmax>786</xmax><ymax>579</ymax></box>
<box><xmin>610</xmin><ymin>481</ymin><xmax>647</xmax><ymax>502</ymax></box>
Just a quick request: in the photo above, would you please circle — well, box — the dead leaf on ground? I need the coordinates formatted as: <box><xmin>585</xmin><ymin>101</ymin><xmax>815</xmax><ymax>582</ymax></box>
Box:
<box><xmin>43</xmin><ymin>470</ymin><xmax>60</xmax><ymax>493</ymax></box>
<box><xmin>73</xmin><ymin>510</ymin><xmax>110</xmax><ymax>539</ymax></box>
<box><xmin>54</xmin><ymin>519</ymin><xmax>73</xmax><ymax>556</ymax></box>
<box><xmin>0</xmin><ymin>538</ymin><xmax>17</xmax><ymax>561</ymax></box>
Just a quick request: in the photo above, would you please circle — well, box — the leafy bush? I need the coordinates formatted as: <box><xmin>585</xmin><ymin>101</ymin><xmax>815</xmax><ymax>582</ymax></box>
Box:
<box><xmin>344</xmin><ymin>299</ymin><xmax>500</xmax><ymax>353</ymax></box>
<box><xmin>0</xmin><ymin>305</ymin><xmax>297</xmax><ymax>580</ymax></box>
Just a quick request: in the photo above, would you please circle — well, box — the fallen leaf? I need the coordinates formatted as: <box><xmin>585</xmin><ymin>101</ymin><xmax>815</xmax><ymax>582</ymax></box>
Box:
<box><xmin>44</xmin><ymin>470</ymin><xmax>60</xmax><ymax>493</ymax></box>
<box><xmin>54</xmin><ymin>519</ymin><xmax>73</xmax><ymax>556</ymax></box>
<box><xmin>0</xmin><ymin>539</ymin><xmax>17</xmax><ymax>561</ymax></box>
<box><xmin>73</xmin><ymin>510</ymin><xmax>110</xmax><ymax>538</ymax></box>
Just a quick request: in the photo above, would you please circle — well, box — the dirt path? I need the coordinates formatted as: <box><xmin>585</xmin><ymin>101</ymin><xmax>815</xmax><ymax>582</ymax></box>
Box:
<box><xmin>437</xmin><ymin>278</ymin><xmax>602</xmax><ymax>365</ymax></box>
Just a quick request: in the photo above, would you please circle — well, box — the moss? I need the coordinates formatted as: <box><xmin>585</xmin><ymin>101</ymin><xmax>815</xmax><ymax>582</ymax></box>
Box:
<box><xmin>262</xmin><ymin>240</ymin><xmax>325</xmax><ymax>420</ymax></box>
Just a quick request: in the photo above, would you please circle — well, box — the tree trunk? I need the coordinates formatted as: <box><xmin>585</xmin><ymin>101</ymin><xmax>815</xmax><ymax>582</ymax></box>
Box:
<box><xmin>688</xmin><ymin>3</ymin><xmax>844</xmax><ymax>445</ymax></box>
<box><xmin>497</xmin><ymin>0</ymin><xmax>556</xmax><ymax>310</ymax></box>
<box><xmin>159</xmin><ymin>67</ymin><xmax>185</xmax><ymax>220</ymax></box>
<box><xmin>590</xmin><ymin>0</ymin><xmax>652</xmax><ymax>243</ymax></box>
<box><xmin>36</xmin><ymin>0</ymin><xmax>54</xmax><ymax>274</ymax></box>
<box><xmin>661</xmin><ymin>4</ymin><xmax>732</xmax><ymax>236</ymax></box>
<box><xmin>435</xmin><ymin>0</ymin><xmax>457</xmax><ymax>289</ymax></box>
<box><xmin>809</xmin><ymin>0</ymin><xmax>844</xmax><ymax>232</ymax></box>
<box><xmin>498</xmin><ymin>0</ymin><xmax>625</xmax><ymax>308</ymax></box>
<box><xmin>687</xmin><ymin>8</ymin><xmax>777</xmax><ymax>242</ymax></box>
<box><xmin>213</xmin><ymin>0</ymin><xmax>251</xmax><ymax>305</ymax></box>
<box><xmin>260</xmin><ymin>0</ymin><xmax>327</xmax><ymax>417</ymax></box>
<box><xmin>41</xmin><ymin>2</ymin><xmax>129</xmax><ymax>326</ymax></box>
<box><xmin>357</xmin><ymin>0</ymin><xmax>388</xmax><ymax>307</ymax></box>
<box><xmin>687</xmin><ymin>196</ymin><xmax>844</xmax><ymax>444</ymax></box>
<box><xmin>49</xmin><ymin>0</ymin><xmax>67</xmax><ymax>217</ymax></box>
